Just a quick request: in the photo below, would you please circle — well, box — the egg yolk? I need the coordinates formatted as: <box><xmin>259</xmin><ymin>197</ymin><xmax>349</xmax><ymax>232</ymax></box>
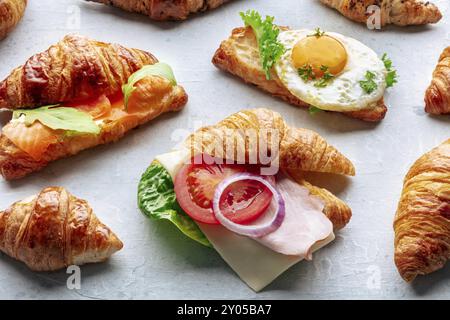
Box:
<box><xmin>292</xmin><ymin>35</ymin><xmax>348</xmax><ymax>78</ymax></box>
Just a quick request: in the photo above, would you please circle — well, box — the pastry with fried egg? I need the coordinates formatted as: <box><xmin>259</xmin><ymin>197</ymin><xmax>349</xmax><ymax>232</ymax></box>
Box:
<box><xmin>212</xmin><ymin>10</ymin><xmax>398</xmax><ymax>121</ymax></box>
<box><xmin>0</xmin><ymin>34</ymin><xmax>188</xmax><ymax>180</ymax></box>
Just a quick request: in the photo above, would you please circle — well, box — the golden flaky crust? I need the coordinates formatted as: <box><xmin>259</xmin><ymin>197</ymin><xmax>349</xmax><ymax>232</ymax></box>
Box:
<box><xmin>86</xmin><ymin>0</ymin><xmax>229</xmax><ymax>20</ymax></box>
<box><xmin>0</xmin><ymin>187</ymin><xmax>123</xmax><ymax>271</ymax></box>
<box><xmin>187</xmin><ymin>108</ymin><xmax>356</xmax><ymax>176</ymax></box>
<box><xmin>320</xmin><ymin>0</ymin><xmax>442</xmax><ymax>26</ymax></box>
<box><xmin>0</xmin><ymin>34</ymin><xmax>157</xmax><ymax>109</ymax></box>
<box><xmin>212</xmin><ymin>27</ymin><xmax>387</xmax><ymax>122</ymax></box>
<box><xmin>186</xmin><ymin>108</ymin><xmax>355</xmax><ymax>229</ymax></box>
<box><xmin>0</xmin><ymin>77</ymin><xmax>188</xmax><ymax>180</ymax></box>
<box><xmin>425</xmin><ymin>47</ymin><xmax>450</xmax><ymax>115</ymax></box>
<box><xmin>0</xmin><ymin>0</ymin><xmax>26</xmax><ymax>40</ymax></box>
<box><xmin>394</xmin><ymin>140</ymin><xmax>450</xmax><ymax>282</ymax></box>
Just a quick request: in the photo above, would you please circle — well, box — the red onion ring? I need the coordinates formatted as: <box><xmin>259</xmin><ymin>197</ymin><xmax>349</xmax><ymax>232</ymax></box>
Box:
<box><xmin>212</xmin><ymin>173</ymin><xmax>285</xmax><ymax>238</ymax></box>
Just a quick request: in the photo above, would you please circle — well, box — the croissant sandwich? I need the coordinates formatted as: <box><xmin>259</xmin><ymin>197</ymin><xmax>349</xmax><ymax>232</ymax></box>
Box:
<box><xmin>0</xmin><ymin>187</ymin><xmax>123</xmax><ymax>271</ymax></box>
<box><xmin>425</xmin><ymin>47</ymin><xmax>450</xmax><ymax>115</ymax></box>
<box><xmin>0</xmin><ymin>0</ymin><xmax>27</xmax><ymax>39</ymax></box>
<box><xmin>394</xmin><ymin>140</ymin><xmax>450</xmax><ymax>282</ymax></box>
<box><xmin>85</xmin><ymin>0</ymin><xmax>230</xmax><ymax>21</ymax></box>
<box><xmin>319</xmin><ymin>0</ymin><xmax>442</xmax><ymax>27</ymax></box>
<box><xmin>213</xmin><ymin>11</ymin><xmax>398</xmax><ymax>122</ymax></box>
<box><xmin>0</xmin><ymin>34</ymin><xmax>188</xmax><ymax>180</ymax></box>
<box><xmin>138</xmin><ymin>108</ymin><xmax>354</xmax><ymax>291</ymax></box>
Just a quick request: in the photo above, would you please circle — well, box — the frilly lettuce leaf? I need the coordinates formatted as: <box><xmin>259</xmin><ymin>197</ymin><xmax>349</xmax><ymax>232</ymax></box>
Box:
<box><xmin>240</xmin><ymin>10</ymin><xmax>286</xmax><ymax>80</ymax></box>
<box><xmin>138</xmin><ymin>161</ymin><xmax>211</xmax><ymax>248</ymax></box>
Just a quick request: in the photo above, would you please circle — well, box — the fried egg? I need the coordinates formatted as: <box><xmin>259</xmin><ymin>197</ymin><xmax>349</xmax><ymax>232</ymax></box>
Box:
<box><xmin>275</xmin><ymin>30</ymin><xmax>387</xmax><ymax>112</ymax></box>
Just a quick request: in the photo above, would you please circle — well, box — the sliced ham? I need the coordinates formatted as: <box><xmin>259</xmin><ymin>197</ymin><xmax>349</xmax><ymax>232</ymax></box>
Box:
<box><xmin>252</xmin><ymin>174</ymin><xmax>333</xmax><ymax>259</ymax></box>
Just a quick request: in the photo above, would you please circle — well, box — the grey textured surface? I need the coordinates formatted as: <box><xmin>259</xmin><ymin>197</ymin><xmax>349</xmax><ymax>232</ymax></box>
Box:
<box><xmin>0</xmin><ymin>0</ymin><xmax>449</xmax><ymax>300</ymax></box>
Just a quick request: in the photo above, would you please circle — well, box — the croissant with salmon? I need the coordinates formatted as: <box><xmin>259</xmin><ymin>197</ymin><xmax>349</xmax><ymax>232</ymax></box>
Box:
<box><xmin>319</xmin><ymin>0</ymin><xmax>442</xmax><ymax>27</ymax></box>
<box><xmin>0</xmin><ymin>0</ymin><xmax>27</xmax><ymax>39</ymax></box>
<box><xmin>394</xmin><ymin>140</ymin><xmax>450</xmax><ymax>282</ymax></box>
<box><xmin>0</xmin><ymin>187</ymin><xmax>123</xmax><ymax>271</ymax></box>
<box><xmin>0</xmin><ymin>34</ymin><xmax>188</xmax><ymax>180</ymax></box>
<box><xmin>86</xmin><ymin>0</ymin><xmax>229</xmax><ymax>21</ymax></box>
<box><xmin>425</xmin><ymin>47</ymin><xmax>450</xmax><ymax>115</ymax></box>
<box><xmin>185</xmin><ymin>108</ymin><xmax>355</xmax><ymax>229</ymax></box>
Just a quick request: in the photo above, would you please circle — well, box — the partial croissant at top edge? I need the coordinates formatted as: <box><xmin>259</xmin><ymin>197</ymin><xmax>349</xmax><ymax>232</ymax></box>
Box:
<box><xmin>85</xmin><ymin>0</ymin><xmax>230</xmax><ymax>21</ymax></box>
<box><xmin>425</xmin><ymin>47</ymin><xmax>450</xmax><ymax>115</ymax></box>
<box><xmin>0</xmin><ymin>0</ymin><xmax>27</xmax><ymax>40</ymax></box>
<box><xmin>0</xmin><ymin>187</ymin><xmax>123</xmax><ymax>271</ymax></box>
<box><xmin>320</xmin><ymin>0</ymin><xmax>442</xmax><ymax>27</ymax></box>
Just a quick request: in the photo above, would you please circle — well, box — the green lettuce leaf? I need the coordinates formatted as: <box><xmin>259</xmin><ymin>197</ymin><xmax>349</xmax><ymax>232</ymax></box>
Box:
<box><xmin>240</xmin><ymin>10</ymin><xmax>286</xmax><ymax>80</ymax></box>
<box><xmin>122</xmin><ymin>62</ymin><xmax>177</xmax><ymax>106</ymax></box>
<box><xmin>13</xmin><ymin>105</ymin><xmax>101</xmax><ymax>135</ymax></box>
<box><xmin>138</xmin><ymin>161</ymin><xmax>211</xmax><ymax>248</ymax></box>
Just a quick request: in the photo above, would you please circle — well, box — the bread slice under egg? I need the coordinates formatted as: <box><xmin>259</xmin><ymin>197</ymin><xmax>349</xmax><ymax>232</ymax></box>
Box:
<box><xmin>212</xmin><ymin>26</ymin><xmax>387</xmax><ymax>122</ymax></box>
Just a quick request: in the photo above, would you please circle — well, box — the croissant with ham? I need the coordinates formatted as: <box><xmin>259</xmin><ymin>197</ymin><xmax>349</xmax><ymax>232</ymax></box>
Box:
<box><xmin>394</xmin><ymin>140</ymin><xmax>450</xmax><ymax>282</ymax></box>
<box><xmin>185</xmin><ymin>108</ymin><xmax>355</xmax><ymax>229</ymax></box>
<box><xmin>86</xmin><ymin>0</ymin><xmax>229</xmax><ymax>21</ymax></box>
<box><xmin>0</xmin><ymin>187</ymin><xmax>123</xmax><ymax>271</ymax></box>
<box><xmin>319</xmin><ymin>0</ymin><xmax>442</xmax><ymax>27</ymax></box>
<box><xmin>425</xmin><ymin>47</ymin><xmax>450</xmax><ymax>115</ymax></box>
<box><xmin>0</xmin><ymin>34</ymin><xmax>188</xmax><ymax>180</ymax></box>
<box><xmin>0</xmin><ymin>0</ymin><xmax>27</xmax><ymax>39</ymax></box>
<box><xmin>140</xmin><ymin>108</ymin><xmax>354</xmax><ymax>290</ymax></box>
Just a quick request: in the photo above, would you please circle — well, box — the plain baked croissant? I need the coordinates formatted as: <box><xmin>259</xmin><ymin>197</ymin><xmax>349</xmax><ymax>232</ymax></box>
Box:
<box><xmin>212</xmin><ymin>26</ymin><xmax>388</xmax><ymax>122</ymax></box>
<box><xmin>85</xmin><ymin>0</ymin><xmax>229</xmax><ymax>21</ymax></box>
<box><xmin>186</xmin><ymin>108</ymin><xmax>355</xmax><ymax>229</ymax></box>
<box><xmin>0</xmin><ymin>34</ymin><xmax>188</xmax><ymax>180</ymax></box>
<box><xmin>320</xmin><ymin>0</ymin><xmax>442</xmax><ymax>27</ymax></box>
<box><xmin>0</xmin><ymin>0</ymin><xmax>27</xmax><ymax>40</ymax></box>
<box><xmin>394</xmin><ymin>139</ymin><xmax>450</xmax><ymax>282</ymax></box>
<box><xmin>0</xmin><ymin>187</ymin><xmax>123</xmax><ymax>271</ymax></box>
<box><xmin>425</xmin><ymin>47</ymin><xmax>450</xmax><ymax>115</ymax></box>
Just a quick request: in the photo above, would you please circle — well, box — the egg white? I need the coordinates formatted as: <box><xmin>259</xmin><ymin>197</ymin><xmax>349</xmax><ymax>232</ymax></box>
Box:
<box><xmin>274</xmin><ymin>30</ymin><xmax>387</xmax><ymax>112</ymax></box>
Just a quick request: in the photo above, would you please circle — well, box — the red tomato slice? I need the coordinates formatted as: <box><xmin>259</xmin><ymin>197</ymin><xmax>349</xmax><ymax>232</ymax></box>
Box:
<box><xmin>174</xmin><ymin>154</ymin><xmax>274</xmax><ymax>225</ymax></box>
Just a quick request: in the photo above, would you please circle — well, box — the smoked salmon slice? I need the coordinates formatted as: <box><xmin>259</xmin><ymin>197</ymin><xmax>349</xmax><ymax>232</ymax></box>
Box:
<box><xmin>2</xmin><ymin>121</ymin><xmax>59</xmax><ymax>161</ymax></box>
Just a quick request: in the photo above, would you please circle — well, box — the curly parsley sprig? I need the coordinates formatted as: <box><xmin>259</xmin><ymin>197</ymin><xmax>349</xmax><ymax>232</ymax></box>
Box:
<box><xmin>310</xmin><ymin>28</ymin><xmax>326</xmax><ymax>37</ymax></box>
<box><xmin>359</xmin><ymin>71</ymin><xmax>377</xmax><ymax>94</ymax></box>
<box><xmin>359</xmin><ymin>54</ymin><xmax>397</xmax><ymax>94</ymax></box>
<box><xmin>298</xmin><ymin>64</ymin><xmax>334</xmax><ymax>88</ymax></box>
<box><xmin>240</xmin><ymin>10</ymin><xmax>286</xmax><ymax>80</ymax></box>
<box><xmin>314</xmin><ymin>66</ymin><xmax>334</xmax><ymax>88</ymax></box>
<box><xmin>382</xmin><ymin>53</ymin><xmax>398</xmax><ymax>88</ymax></box>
